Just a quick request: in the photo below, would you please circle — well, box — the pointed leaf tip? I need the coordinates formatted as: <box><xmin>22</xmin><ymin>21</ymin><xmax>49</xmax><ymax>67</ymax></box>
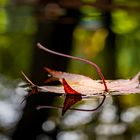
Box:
<box><xmin>62</xmin><ymin>78</ymin><xmax>80</xmax><ymax>94</ymax></box>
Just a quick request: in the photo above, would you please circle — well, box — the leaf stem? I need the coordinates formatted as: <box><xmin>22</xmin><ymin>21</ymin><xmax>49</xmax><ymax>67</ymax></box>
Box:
<box><xmin>21</xmin><ymin>71</ymin><xmax>35</xmax><ymax>86</ymax></box>
<box><xmin>37</xmin><ymin>43</ymin><xmax>108</xmax><ymax>92</ymax></box>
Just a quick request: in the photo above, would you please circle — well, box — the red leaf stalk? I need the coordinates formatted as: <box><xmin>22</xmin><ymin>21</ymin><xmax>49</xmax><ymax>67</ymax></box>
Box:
<box><xmin>37</xmin><ymin>43</ymin><xmax>108</xmax><ymax>92</ymax></box>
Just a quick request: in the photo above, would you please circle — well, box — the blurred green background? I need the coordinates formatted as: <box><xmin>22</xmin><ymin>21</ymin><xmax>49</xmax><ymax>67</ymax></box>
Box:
<box><xmin>0</xmin><ymin>0</ymin><xmax>140</xmax><ymax>140</ymax></box>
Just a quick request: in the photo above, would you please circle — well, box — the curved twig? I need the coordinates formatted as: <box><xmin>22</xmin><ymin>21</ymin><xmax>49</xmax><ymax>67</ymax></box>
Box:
<box><xmin>21</xmin><ymin>71</ymin><xmax>35</xmax><ymax>87</ymax></box>
<box><xmin>37</xmin><ymin>43</ymin><xmax>108</xmax><ymax>92</ymax></box>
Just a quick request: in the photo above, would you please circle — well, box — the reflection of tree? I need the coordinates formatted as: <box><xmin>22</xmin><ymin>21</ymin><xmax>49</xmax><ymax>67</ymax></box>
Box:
<box><xmin>12</xmin><ymin>0</ymin><xmax>80</xmax><ymax>140</ymax></box>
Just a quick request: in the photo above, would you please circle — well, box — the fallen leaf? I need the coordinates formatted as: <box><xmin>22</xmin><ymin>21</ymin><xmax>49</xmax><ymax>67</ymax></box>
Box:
<box><xmin>38</xmin><ymin>70</ymin><xmax>140</xmax><ymax>96</ymax></box>
<box><xmin>38</xmin><ymin>43</ymin><xmax>108</xmax><ymax>92</ymax></box>
<box><xmin>21</xmin><ymin>42</ymin><xmax>140</xmax><ymax>115</ymax></box>
<box><xmin>22</xmin><ymin>69</ymin><xmax>140</xmax><ymax>115</ymax></box>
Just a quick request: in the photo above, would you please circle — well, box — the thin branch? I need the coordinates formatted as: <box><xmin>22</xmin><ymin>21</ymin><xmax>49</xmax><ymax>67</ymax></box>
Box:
<box><xmin>21</xmin><ymin>71</ymin><xmax>35</xmax><ymax>86</ymax></box>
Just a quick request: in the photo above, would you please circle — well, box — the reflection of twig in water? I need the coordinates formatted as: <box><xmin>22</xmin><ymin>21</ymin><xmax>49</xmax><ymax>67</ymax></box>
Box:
<box><xmin>37</xmin><ymin>95</ymin><xmax>106</xmax><ymax>112</ymax></box>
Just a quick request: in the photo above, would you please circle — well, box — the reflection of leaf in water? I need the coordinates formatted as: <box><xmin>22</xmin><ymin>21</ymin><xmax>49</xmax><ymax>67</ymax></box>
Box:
<box><xmin>62</xmin><ymin>94</ymin><xmax>82</xmax><ymax>115</ymax></box>
<box><xmin>21</xmin><ymin>43</ymin><xmax>140</xmax><ymax>116</ymax></box>
<box><xmin>22</xmin><ymin>66</ymin><xmax>140</xmax><ymax>116</ymax></box>
<box><xmin>62</xmin><ymin>78</ymin><xmax>82</xmax><ymax>115</ymax></box>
